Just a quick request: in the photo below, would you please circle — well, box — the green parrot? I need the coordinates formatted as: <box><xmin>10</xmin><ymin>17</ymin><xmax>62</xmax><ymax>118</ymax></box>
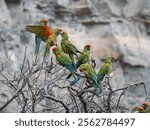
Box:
<box><xmin>66</xmin><ymin>44</ymin><xmax>91</xmax><ymax>79</ymax></box>
<box><xmin>52</xmin><ymin>46</ymin><xmax>78</xmax><ymax>82</ymax></box>
<box><xmin>44</xmin><ymin>28</ymin><xmax>63</xmax><ymax>58</ymax></box>
<box><xmin>79</xmin><ymin>63</ymin><xmax>100</xmax><ymax>96</ymax></box>
<box><xmin>61</xmin><ymin>32</ymin><xmax>82</xmax><ymax>62</ymax></box>
<box><xmin>97</xmin><ymin>56</ymin><xmax>114</xmax><ymax>84</ymax></box>
<box><xmin>75</xmin><ymin>44</ymin><xmax>91</xmax><ymax>68</ymax></box>
<box><xmin>35</xmin><ymin>19</ymin><xmax>48</xmax><ymax>54</ymax></box>
<box><xmin>25</xmin><ymin>24</ymin><xmax>62</xmax><ymax>58</ymax></box>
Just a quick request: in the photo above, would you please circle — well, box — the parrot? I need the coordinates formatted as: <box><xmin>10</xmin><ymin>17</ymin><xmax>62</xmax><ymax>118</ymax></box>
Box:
<box><xmin>43</xmin><ymin>28</ymin><xmax>63</xmax><ymax>58</ymax></box>
<box><xmin>60</xmin><ymin>32</ymin><xmax>82</xmax><ymax>63</ymax></box>
<box><xmin>75</xmin><ymin>44</ymin><xmax>91</xmax><ymax>68</ymax></box>
<box><xmin>79</xmin><ymin>63</ymin><xmax>100</xmax><ymax>96</ymax></box>
<box><xmin>35</xmin><ymin>19</ymin><xmax>48</xmax><ymax>54</ymax></box>
<box><xmin>136</xmin><ymin>102</ymin><xmax>150</xmax><ymax>113</ymax></box>
<box><xmin>142</xmin><ymin>101</ymin><xmax>150</xmax><ymax>113</ymax></box>
<box><xmin>66</xmin><ymin>44</ymin><xmax>91</xmax><ymax>79</ymax></box>
<box><xmin>25</xmin><ymin>23</ymin><xmax>62</xmax><ymax>58</ymax></box>
<box><xmin>52</xmin><ymin>46</ymin><xmax>78</xmax><ymax>82</ymax></box>
<box><xmin>97</xmin><ymin>56</ymin><xmax>114</xmax><ymax>85</ymax></box>
<box><xmin>137</xmin><ymin>107</ymin><xmax>145</xmax><ymax>113</ymax></box>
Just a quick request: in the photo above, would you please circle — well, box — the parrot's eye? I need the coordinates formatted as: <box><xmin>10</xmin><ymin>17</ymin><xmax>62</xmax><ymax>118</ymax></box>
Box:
<box><xmin>112</xmin><ymin>57</ymin><xmax>116</xmax><ymax>62</ymax></box>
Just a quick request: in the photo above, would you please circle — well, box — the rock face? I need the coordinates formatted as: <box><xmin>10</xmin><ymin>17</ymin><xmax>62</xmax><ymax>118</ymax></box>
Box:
<box><xmin>0</xmin><ymin>0</ymin><xmax>150</xmax><ymax>112</ymax></box>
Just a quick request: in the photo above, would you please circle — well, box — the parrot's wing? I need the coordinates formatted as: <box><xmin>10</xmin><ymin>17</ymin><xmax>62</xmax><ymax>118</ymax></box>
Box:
<box><xmin>97</xmin><ymin>63</ymin><xmax>110</xmax><ymax>82</ymax></box>
<box><xmin>76</xmin><ymin>53</ymin><xmax>89</xmax><ymax>68</ymax></box>
<box><xmin>76</xmin><ymin>54</ymin><xmax>85</xmax><ymax>68</ymax></box>
<box><xmin>25</xmin><ymin>25</ymin><xmax>51</xmax><ymax>42</ymax></box>
<box><xmin>65</xmin><ymin>41</ymin><xmax>78</xmax><ymax>55</ymax></box>
<box><xmin>58</xmin><ymin>53</ymin><xmax>73</xmax><ymax>66</ymax></box>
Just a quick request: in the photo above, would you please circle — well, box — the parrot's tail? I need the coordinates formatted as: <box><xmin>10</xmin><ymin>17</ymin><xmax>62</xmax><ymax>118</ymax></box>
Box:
<box><xmin>44</xmin><ymin>43</ymin><xmax>51</xmax><ymax>58</ymax></box>
<box><xmin>95</xmin><ymin>87</ymin><xmax>102</xmax><ymax>97</ymax></box>
<box><xmin>35</xmin><ymin>36</ymin><xmax>41</xmax><ymax>55</ymax></box>
<box><xmin>72</xmin><ymin>73</ymin><xmax>79</xmax><ymax>84</ymax></box>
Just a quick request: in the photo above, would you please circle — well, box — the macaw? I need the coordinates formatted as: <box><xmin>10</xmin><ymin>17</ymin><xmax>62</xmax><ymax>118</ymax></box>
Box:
<box><xmin>61</xmin><ymin>32</ymin><xmax>82</xmax><ymax>63</ymax></box>
<box><xmin>97</xmin><ymin>56</ymin><xmax>114</xmax><ymax>84</ymax></box>
<box><xmin>66</xmin><ymin>44</ymin><xmax>91</xmax><ymax>79</ymax></box>
<box><xmin>35</xmin><ymin>19</ymin><xmax>48</xmax><ymax>54</ymax></box>
<box><xmin>25</xmin><ymin>24</ymin><xmax>62</xmax><ymax>58</ymax></box>
<box><xmin>79</xmin><ymin>63</ymin><xmax>100</xmax><ymax>96</ymax></box>
<box><xmin>52</xmin><ymin>46</ymin><xmax>78</xmax><ymax>82</ymax></box>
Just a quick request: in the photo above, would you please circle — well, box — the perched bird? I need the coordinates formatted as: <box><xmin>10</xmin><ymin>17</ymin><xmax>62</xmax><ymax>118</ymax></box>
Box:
<box><xmin>97</xmin><ymin>56</ymin><xmax>114</xmax><ymax>84</ymax></box>
<box><xmin>52</xmin><ymin>46</ymin><xmax>78</xmax><ymax>82</ymax></box>
<box><xmin>61</xmin><ymin>32</ymin><xmax>82</xmax><ymax>62</ymax></box>
<box><xmin>66</xmin><ymin>44</ymin><xmax>91</xmax><ymax>79</ymax></box>
<box><xmin>142</xmin><ymin>101</ymin><xmax>150</xmax><ymax>113</ymax></box>
<box><xmin>53</xmin><ymin>28</ymin><xmax>63</xmax><ymax>42</ymax></box>
<box><xmin>35</xmin><ymin>19</ymin><xmax>48</xmax><ymax>54</ymax></box>
<box><xmin>75</xmin><ymin>44</ymin><xmax>91</xmax><ymax>68</ymax></box>
<box><xmin>137</xmin><ymin>107</ymin><xmax>145</xmax><ymax>113</ymax></box>
<box><xmin>25</xmin><ymin>23</ymin><xmax>62</xmax><ymax>58</ymax></box>
<box><xmin>79</xmin><ymin>63</ymin><xmax>100</xmax><ymax>96</ymax></box>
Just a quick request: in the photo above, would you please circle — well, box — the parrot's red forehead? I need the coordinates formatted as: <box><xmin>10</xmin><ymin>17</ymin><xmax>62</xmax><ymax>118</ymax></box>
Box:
<box><xmin>44</xmin><ymin>19</ymin><xmax>48</xmax><ymax>23</ymax></box>
<box><xmin>52</xmin><ymin>47</ymin><xmax>57</xmax><ymax>51</ymax></box>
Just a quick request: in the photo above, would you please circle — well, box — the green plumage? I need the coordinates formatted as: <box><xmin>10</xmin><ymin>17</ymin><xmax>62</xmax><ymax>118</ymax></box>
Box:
<box><xmin>79</xmin><ymin>63</ymin><xmax>100</xmax><ymax>96</ymax></box>
<box><xmin>52</xmin><ymin>47</ymin><xmax>78</xmax><ymax>82</ymax></box>
<box><xmin>35</xmin><ymin>20</ymin><xmax>48</xmax><ymax>54</ymax></box>
<box><xmin>61</xmin><ymin>32</ymin><xmax>82</xmax><ymax>62</ymax></box>
<box><xmin>66</xmin><ymin>44</ymin><xmax>91</xmax><ymax>79</ymax></box>
<box><xmin>97</xmin><ymin>56</ymin><xmax>113</xmax><ymax>84</ymax></box>
<box><xmin>44</xmin><ymin>29</ymin><xmax>62</xmax><ymax>58</ymax></box>
<box><xmin>75</xmin><ymin>44</ymin><xmax>91</xmax><ymax>68</ymax></box>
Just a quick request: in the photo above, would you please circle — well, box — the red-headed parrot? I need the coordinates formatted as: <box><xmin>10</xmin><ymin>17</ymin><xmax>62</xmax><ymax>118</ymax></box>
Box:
<box><xmin>97</xmin><ymin>56</ymin><xmax>114</xmax><ymax>84</ymax></box>
<box><xmin>61</xmin><ymin>32</ymin><xmax>82</xmax><ymax>63</ymax></box>
<box><xmin>137</xmin><ymin>107</ymin><xmax>144</xmax><ymax>113</ymax></box>
<box><xmin>79</xmin><ymin>63</ymin><xmax>100</xmax><ymax>96</ymax></box>
<box><xmin>142</xmin><ymin>102</ymin><xmax>150</xmax><ymax>113</ymax></box>
<box><xmin>35</xmin><ymin>19</ymin><xmax>48</xmax><ymax>54</ymax></box>
<box><xmin>43</xmin><ymin>28</ymin><xmax>63</xmax><ymax>58</ymax></box>
<box><xmin>52</xmin><ymin>46</ymin><xmax>78</xmax><ymax>82</ymax></box>
<box><xmin>66</xmin><ymin>44</ymin><xmax>91</xmax><ymax>79</ymax></box>
<box><xmin>25</xmin><ymin>24</ymin><xmax>62</xmax><ymax>58</ymax></box>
